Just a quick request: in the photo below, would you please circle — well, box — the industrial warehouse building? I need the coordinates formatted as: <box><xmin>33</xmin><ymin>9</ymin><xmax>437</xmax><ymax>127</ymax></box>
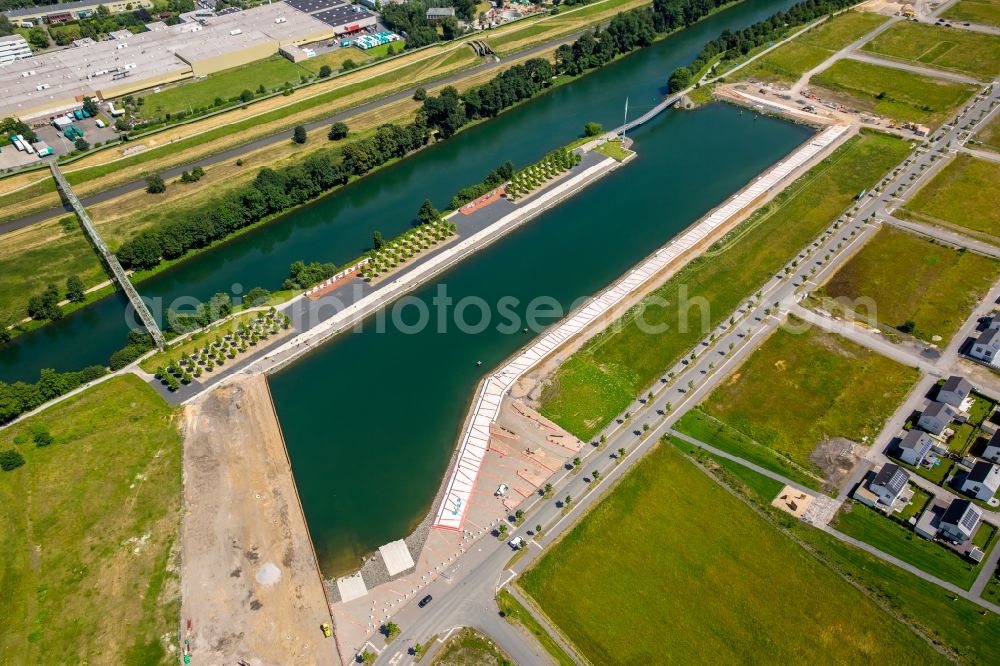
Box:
<box><xmin>0</xmin><ymin>3</ymin><xmax>336</xmax><ymax>119</ymax></box>
<box><xmin>0</xmin><ymin>35</ymin><xmax>32</xmax><ymax>66</ymax></box>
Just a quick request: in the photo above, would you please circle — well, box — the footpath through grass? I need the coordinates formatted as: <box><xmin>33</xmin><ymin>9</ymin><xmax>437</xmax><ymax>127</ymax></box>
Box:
<box><xmin>739</xmin><ymin>10</ymin><xmax>888</xmax><ymax>83</ymax></box>
<box><xmin>520</xmin><ymin>445</ymin><xmax>941</xmax><ymax>664</ymax></box>
<box><xmin>943</xmin><ymin>0</ymin><xmax>1000</xmax><ymax>28</ymax></box>
<box><xmin>0</xmin><ymin>374</ymin><xmax>182</xmax><ymax>665</ymax></box>
<box><xmin>861</xmin><ymin>21</ymin><xmax>1000</xmax><ymax>81</ymax></box>
<box><xmin>701</xmin><ymin>326</ymin><xmax>919</xmax><ymax>474</ymax></box>
<box><xmin>819</xmin><ymin>224</ymin><xmax>1000</xmax><ymax>342</ymax></box>
<box><xmin>833</xmin><ymin>501</ymin><xmax>987</xmax><ymax>589</ymax></box>
<box><xmin>901</xmin><ymin>154</ymin><xmax>1000</xmax><ymax>238</ymax></box>
<box><xmin>674</xmin><ymin>409</ymin><xmax>823</xmax><ymax>491</ymax></box>
<box><xmin>812</xmin><ymin>59</ymin><xmax>979</xmax><ymax>128</ymax></box>
<box><xmin>539</xmin><ymin>130</ymin><xmax>912</xmax><ymax>441</ymax></box>
<box><xmin>495</xmin><ymin>589</ymin><xmax>575</xmax><ymax>666</ymax></box>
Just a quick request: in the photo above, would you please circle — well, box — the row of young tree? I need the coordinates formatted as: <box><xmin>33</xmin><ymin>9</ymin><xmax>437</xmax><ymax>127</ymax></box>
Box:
<box><xmin>667</xmin><ymin>0</ymin><xmax>861</xmax><ymax>91</ymax></box>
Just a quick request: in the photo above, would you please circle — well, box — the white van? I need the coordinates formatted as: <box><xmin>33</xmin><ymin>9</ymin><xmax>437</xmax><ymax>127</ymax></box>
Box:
<box><xmin>508</xmin><ymin>536</ymin><xmax>524</xmax><ymax>550</ymax></box>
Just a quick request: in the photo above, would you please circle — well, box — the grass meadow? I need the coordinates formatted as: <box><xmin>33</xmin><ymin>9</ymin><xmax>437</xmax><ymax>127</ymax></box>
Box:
<box><xmin>819</xmin><ymin>225</ymin><xmax>1000</xmax><ymax>342</ymax></box>
<box><xmin>0</xmin><ymin>375</ymin><xmax>182</xmax><ymax>665</ymax></box>
<box><xmin>741</xmin><ymin>11</ymin><xmax>888</xmax><ymax>82</ymax></box>
<box><xmin>978</xmin><ymin>112</ymin><xmax>1000</xmax><ymax>152</ymax></box>
<box><xmin>701</xmin><ymin>326</ymin><xmax>919</xmax><ymax>472</ymax></box>
<box><xmin>943</xmin><ymin>0</ymin><xmax>1000</xmax><ymax>28</ymax></box>
<box><xmin>901</xmin><ymin>154</ymin><xmax>1000</xmax><ymax>238</ymax></box>
<box><xmin>861</xmin><ymin>21</ymin><xmax>1000</xmax><ymax>80</ymax></box>
<box><xmin>539</xmin><ymin>131</ymin><xmax>911</xmax><ymax>441</ymax></box>
<box><xmin>519</xmin><ymin>445</ymin><xmax>942</xmax><ymax>664</ymax></box>
<box><xmin>812</xmin><ymin>59</ymin><xmax>978</xmax><ymax>128</ymax></box>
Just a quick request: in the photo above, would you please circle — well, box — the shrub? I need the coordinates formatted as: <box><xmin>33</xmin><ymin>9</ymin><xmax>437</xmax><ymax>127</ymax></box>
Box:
<box><xmin>0</xmin><ymin>449</ymin><xmax>25</xmax><ymax>471</ymax></box>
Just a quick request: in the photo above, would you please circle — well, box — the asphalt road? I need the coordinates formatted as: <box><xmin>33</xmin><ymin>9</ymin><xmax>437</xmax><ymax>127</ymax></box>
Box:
<box><xmin>0</xmin><ymin>34</ymin><xmax>585</xmax><ymax>236</ymax></box>
<box><xmin>369</xmin><ymin>78</ymin><xmax>1000</xmax><ymax>666</ymax></box>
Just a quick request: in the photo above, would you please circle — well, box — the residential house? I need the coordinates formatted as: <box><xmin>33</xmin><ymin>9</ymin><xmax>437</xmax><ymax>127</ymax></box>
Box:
<box><xmin>870</xmin><ymin>463</ymin><xmax>911</xmax><ymax>506</ymax></box>
<box><xmin>961</xmin><ymin>460</ymin><xmax>1000</xmax><ymax>501</ymax></box>
<box><xmin>940</xmin><ymin>499</ymin><xmax>983</xmax><ymax>543</ymax></box>
<box><xmin>897</xmin><ymin>429</ymin><xmax>935</xmax><ymax>467</ymax></box>
<box><xmin>938</xmin><ymin>376</ymin><xmax>973</xmax><ymax>411</ymax></box>
<box><xmin>917</xmin><ymin>401</ymin><xmax>957</xmax><ymax>437</ymax></box>
<box><xmin>914</xmin><ymin>500</ymin><xmax>946</xmax><ymax>540</ymax></box>
<box><xmin>984</xmin><ymin>430</ymin><xmax>1000</xmax><ymax>463</ymax></box>
<box><xmin>970</xmin><ymin>328</ymin><xmax>1000</xmax><ymax>364</ymax></box>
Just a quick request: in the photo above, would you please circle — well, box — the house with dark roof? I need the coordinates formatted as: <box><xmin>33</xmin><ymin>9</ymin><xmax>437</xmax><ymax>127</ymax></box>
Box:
<box><xmin>917</xmin><ymin>401</ymin><xmax>957</xmax><ymax>437</ymax></box>
<box><xmin>960</xmin><ymin>460</ymin><xmax>1000</xmax><ymax>501</ymax></box>
<box><xmin>938</xmin><ymin>376</ymin><xmax>973</xmax><ymax>411</ymax></box>
<box><xmin>971</xmin><ymin>328</ymin><xmax>1000</xmax><ymax>365</ymax></box>
<box><xmin>870</xmin><ymin>463</ymin><xmax>911</xmax><ymax>506</ymax></box>
<box><xmin>984</xmin><ymin>430</ymin><xmax>1000</xmax><ymax>464</ymax></box>
<box><xmin>940</xmin><ymin>499</ymin><xmax>982</xmax><ymax>543</ymax></box>
<box><xmin>897</xmin><ymin>429</ymin><xmax>935</xmax><ymax>467</ymax></box>
<box><xmin>425</xmin><ymin>6</ymin><xmax>455</xmax><ymax>22</ymax></box>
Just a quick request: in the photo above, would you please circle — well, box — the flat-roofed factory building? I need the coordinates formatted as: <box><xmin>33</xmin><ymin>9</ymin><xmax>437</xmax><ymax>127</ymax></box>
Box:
<box><xmin>0</xmin><ymin>2</ymin><xmax>334</xmax><ymax>119</ymax></box>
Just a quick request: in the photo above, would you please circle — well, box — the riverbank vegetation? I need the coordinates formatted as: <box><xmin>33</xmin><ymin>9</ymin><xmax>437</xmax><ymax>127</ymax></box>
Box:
<box><xmin>539</xmin><ymin>130</ymin><xmax>910</xmax><ymax>441</ymax></box>
<box><xmin>699</xmin><ymin>326</ymin><xmax>920</xmax><ymax>474</ymax></box>
<box><xmin>0</xmin><ymin>374</ymin><xmax>182</xmax><ymax>665</ymax></box>
<box><xmin>519</xmin><ymin>444</ymin><xmax>939</xmax><ymax>663</ymax></box>
<box><xmin>860</xmin><ymin>21</ymin><xmax>1000</xmax><ymax>81</ymax></box>
<box><xmin>736</xmin><ymin>10</ymin><xmax>888</xmax><ymax>83</ymax></box>
<box><xmin>899</xmin><ymin>154</ymin><xmax>1000</xmax><ymax>239</ymax></box>
<box><xmin>0</xmin><ymin>364</ymin><xmax>108</xmax><ymax>425</ymax></box>
<box><xmin>811</xmin><ymin>59</ymin><xmax>978</xmax><ymax>128</ymax></box>
<box><xmin>816</xmin><ymin>225</ymin><xmax>1000</xmax><ymax>343</ymax></box>
<box><xmin>666</xmin><ymin>0</ymin><xmax>862</xmax><ymax>91</ymax></box>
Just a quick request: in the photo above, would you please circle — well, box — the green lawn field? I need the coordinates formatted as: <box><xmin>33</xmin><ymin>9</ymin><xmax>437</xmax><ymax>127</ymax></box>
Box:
<box><xmin>690</xmin><ymin>449</ymin><xmax>1000</xmax><ymax>663</ymax></box>
<box><xmin>539</xmin><ymin>131</ymin><xmax>912</xmax><ymax>441</ymax></box>
<box><xmin>299</xmin><ymin>48</ymin><xmax>376</xmax><ymax>75</ymax></box>
<box><xmin>833</xmin><ymin>501</ymin><xmax>986</xmax><ymax>589</ymax></box>
<box><xmin>701</xmin><ymin>326</ymin><xmax>919</xmax><ymax>472</ymax></box>
<box><xmin>519</xmin><ymin>445</ymin><xmax>942</xmax><ymax>664</ymax></box>
<box><xmin>742</xmin><ymin>11</ymin><xmax>888</xmax><ymax>82</ymax></box>
<box><xmin>943</xmin><ymin>0</ymin><xmax>1000</xmax><ymax>28</ymax></box>
<box><xmin>861</xmin><ymin>21</ymin><xmax>1000</xmax><ymax>81</ymax></box>
<box><xmin>674</xmin><ymin>409</ymin><xmax>823</xmax><ymax>491</ymax></box>
<box><xmin>901</xmin><ymin>154</ymin><xmax>1000</xmax><ymax>238</ymax></box>
<box><xmin>819</xmin><ymin>225</ymin><xmax>1000</xmax><ymax>342</ymax></box>
<box><xmin>0</xmin><ymin>374</ymin><xmax>182</xmax><ymax>665</ymax></box>
<box><xmin>140</xmin><ymin>56</ymin><xmax>310</xmax><ymax>118</ymax></box>
<box><xmin>976</xmin><ymin>112</ymin><xmax>1000</xmax><ymax>152</ymax></box>
<box><xmin>812</xmin><ymin>59</ymin><xmax>978</xmax><ymax>127</ymax></box>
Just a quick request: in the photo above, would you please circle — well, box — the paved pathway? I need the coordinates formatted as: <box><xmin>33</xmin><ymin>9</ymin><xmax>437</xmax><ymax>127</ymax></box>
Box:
<box><xmin>883</xmin><ymin>213</ymin><xmax>1000</xmax><ymax>258</ymax></box>
<box><xmin>846</xmin><ymin>51</ymin><xmax>985</xmax><ymax>85</ymax></box>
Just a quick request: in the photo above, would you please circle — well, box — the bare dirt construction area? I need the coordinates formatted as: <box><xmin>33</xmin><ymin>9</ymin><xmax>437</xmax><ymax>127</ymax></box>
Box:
<box><xmin>809</xmin><ymin>436</ymin><xmax>863</xmax><ymax>490</ymax></box>
<box><xmin>180</xmin><ymin>374</ymin><xmax>339</xmax><ymax>666</ymax></box>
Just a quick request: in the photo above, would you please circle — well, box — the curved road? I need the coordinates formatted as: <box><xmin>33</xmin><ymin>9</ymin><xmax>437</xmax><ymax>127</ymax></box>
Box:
<box><xmin>0</xmin><ymin>35</ymin><xmax>585</xmax><ymax>236</ymax></box>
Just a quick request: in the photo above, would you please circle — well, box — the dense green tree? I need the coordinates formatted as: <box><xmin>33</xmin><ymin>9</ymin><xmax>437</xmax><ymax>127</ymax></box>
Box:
<box><xmin>240</xmin><ymin>89</ymin><xmax>254</xmax><ymax>103</ymax></box>
<box><xmin>145</xmin><ymin>174</ymin><xmax>166</xmax><ymax>194</ymax></box>
<box><xmin>292</xmin><ymin>125</ymin><xmax>307</xmax><ymax>144</ymax></box>
<box><xmin>65</xmin><ymin>275</ymin><xmax>85</xmax><ymax>303</ymax></box>
<box><xmin>328</xmin><ymin>121</ymin><xmax>348</xmax><ymax>141</ymax></box>
<box><xmin>319</xmin><ymin>64</ymin><xmax>332</xmax><ymax>78</ymax></box>
<box><xmin>26</xmin><ymin>284</ymin><xmax>62</xmax><ymax>321</ymax></box>
<box><xmin>417</xmin><ymin>199</ymin><xmax>438</xmax><ymax>225</ymax></box>
<box><xmin>0</xmin><ymin>449</ymin><xmax>25</xmax><ymax>471</ymax></box>
<box><xmin>82</xmin><ymin>97</ymin><xmax>99</xmax><ymax>116</ymax></box>
<box><xmin>412</xmin><ymin>87</ymin><xmax>427</xmax><ymax>101</ymax></box>
<box><xmin>74</xmin><ymin>137</ymin><xmax>90</xmax><ymax>151</ymax></box>
<box><xmin>584</xmin><ymin>121</ymin><xmax>602</xmax><ymax>136</ymax></box>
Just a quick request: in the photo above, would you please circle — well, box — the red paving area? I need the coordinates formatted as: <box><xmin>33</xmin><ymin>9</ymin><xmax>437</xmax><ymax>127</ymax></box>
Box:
<box><xmin>459</xmin><ymin>185</ymin><xmax>507</xmax><ymax>215</ymax></box>
<box><xmin>305</xmin><ymin>269</ymin><xmax>362</xmax><ymax>300</ymax></box>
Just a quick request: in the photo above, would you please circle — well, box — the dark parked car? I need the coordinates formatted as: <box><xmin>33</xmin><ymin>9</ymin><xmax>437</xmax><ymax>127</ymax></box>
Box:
<box><xmin>419</xmin><ymin>595</ymin><xmax>433</xmax><ymax>608</ymax></box>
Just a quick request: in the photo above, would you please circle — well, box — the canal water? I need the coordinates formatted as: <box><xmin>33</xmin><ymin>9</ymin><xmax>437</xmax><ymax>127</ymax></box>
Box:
<box><xmin>0</xmin><ymin>0</ymin><xmax>800</xmax><ymax>383</ymax></box>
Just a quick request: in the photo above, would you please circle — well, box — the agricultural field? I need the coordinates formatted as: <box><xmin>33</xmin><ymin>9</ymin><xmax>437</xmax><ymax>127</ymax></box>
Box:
<box><xmin>861</xmin><ymin>21</ymin><xmax>1000</xmax><ymax>81</ymax></box>
<box><xmin>811</xmin><ymin>59</ymin><xmax>978</xmax><ymax>128</ymax></box>
<box><xmin>519</xmin><ymin>445</ymin><xmax>941</xmax><ymax>664</ymax></box>
<box><xmin>943</xmin><ymin>0</ymin><xmax>1000</xmax><ymax>28</ymax></box>
<box><xmin>141</xmin><ymin>56</ymin><xmax>311</xmax><ymax>119</ymax></box>
<box><xmin>700</xmin><ymin>326</ymin><xmax>919</xmax><ymax>473</ymax></box>
<box><xmin>740</xmin><ymin>11</ymin><xmax>888</xmax><ymax>82</ymax></box>
<box><xmin>539</xmin><ymin>131</ymin><xmax>911</xmax><ymax>441</ymax></box>
<box><xmin>818</xmin><ymin>225</ymin><xmax>1000</xmax><ymax>342</ymax></box>
<box><xmin>900</xmin><ymin>154</ymin><xmax>1000</xmax><ymax>238</ymax></box>
<box><xmin>0</xmin><ymin>375</ymin><xmax>183</xmax><ymax>665</ymax></box>
<box><xmin>832</xmin><ymin>501</ymin><xmax>988</xmax><ymax>589</ymax></box>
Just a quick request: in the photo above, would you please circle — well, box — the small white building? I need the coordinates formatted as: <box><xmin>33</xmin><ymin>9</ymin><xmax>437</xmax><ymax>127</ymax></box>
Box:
<box><xmin>870</xmin><ymin>463</ymin><xmax>911</xmax><ymax>506</ymax></box>
<box><xmin>970</xmin><ymin>327</ymin><xmax>1000</xmax><ymax>365</ymax></box>
<box><xmin>961</xmin><ymin>460</ymin><xmax>1000</xmax><ymax>501</ymax></box>
<box><xmin>917</xmin><ymin>401</ymin><xmax>957</xmax><ymax>437</ymax></box>
<box><xmin>897</xmin><ymin>429</ymin><xmax>935</xmax><ymax>467</ymax></box>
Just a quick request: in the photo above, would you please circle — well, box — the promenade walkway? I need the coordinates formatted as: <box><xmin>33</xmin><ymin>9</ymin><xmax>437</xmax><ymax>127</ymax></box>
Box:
<box><xmin>432</xmin><ymin>124</ymin><xmax>849</xmax><ymax>530</ymax></box>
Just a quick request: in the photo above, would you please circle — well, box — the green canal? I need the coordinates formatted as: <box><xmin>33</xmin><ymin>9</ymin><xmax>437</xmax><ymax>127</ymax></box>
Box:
<box><xmin>270</xmin><ymin>108</ymin><xmax>812</xmax><ymax>573</ymax></box>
